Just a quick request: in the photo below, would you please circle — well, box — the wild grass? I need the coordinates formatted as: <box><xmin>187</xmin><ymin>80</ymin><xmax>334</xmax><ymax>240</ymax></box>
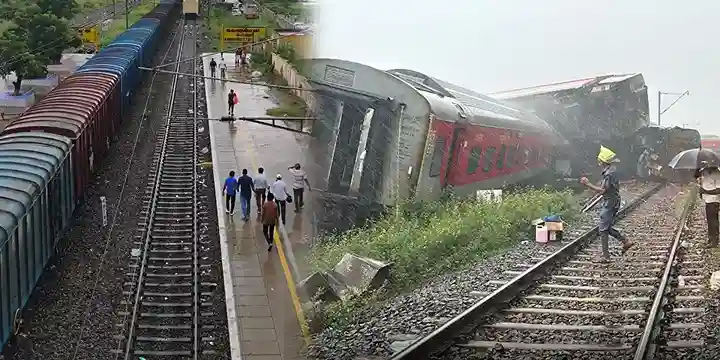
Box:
<box><xmin>306</xmin><ymin>187</ymin><xmax>577</xmax><ymax>327</ymax></box>
<box><xmin>99</xmin><ymin>0</ymin><xmax>156</xmax><ymax>46</ymax></box>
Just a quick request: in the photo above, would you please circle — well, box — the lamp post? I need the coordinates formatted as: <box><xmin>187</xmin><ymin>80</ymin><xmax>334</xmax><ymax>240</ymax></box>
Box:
<box><xmin>657</xmin><ymin>90</ymin><xmax>690</xmax><ymax>126</ymax></box>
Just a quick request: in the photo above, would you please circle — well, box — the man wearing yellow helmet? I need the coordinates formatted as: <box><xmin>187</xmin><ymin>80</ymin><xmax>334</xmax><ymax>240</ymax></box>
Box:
<box><xmin>580</xmin><ymin>146</ymin><xmax>634</xmax><ymax>262</ymax></box>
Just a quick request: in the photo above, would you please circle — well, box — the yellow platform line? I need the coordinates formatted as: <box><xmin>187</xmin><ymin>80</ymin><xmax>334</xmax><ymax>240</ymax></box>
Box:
<box><xmin>240</xmin><ymin>124</ymin><xmax>310</xmax><ymax>340</ymax></box>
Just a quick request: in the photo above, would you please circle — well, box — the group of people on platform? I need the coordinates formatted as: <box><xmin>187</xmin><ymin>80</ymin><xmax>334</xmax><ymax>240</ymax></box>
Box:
<box><xmin>221</xmin><ymin>164</ymin><xmax>311</xmax><ymax>251</ymax></box>
<box><xmin>209</xmin><ymin>48</ymin><xmax>248</xmax><ymax>80</ymax></box>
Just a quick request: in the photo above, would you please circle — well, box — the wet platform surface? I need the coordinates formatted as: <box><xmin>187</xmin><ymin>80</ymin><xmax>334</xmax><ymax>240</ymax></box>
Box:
<box><xmin>203</xmin><ymin>53</ymin><xmax>316</xmax><ymax>359</ymax></box>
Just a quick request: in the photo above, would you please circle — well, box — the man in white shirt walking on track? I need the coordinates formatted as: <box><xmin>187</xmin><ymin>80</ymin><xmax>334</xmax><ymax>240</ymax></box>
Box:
<box><xmin>288</xmin><ymin>163</ymin><xmax>311</xmax><ymax>213</ymax></box>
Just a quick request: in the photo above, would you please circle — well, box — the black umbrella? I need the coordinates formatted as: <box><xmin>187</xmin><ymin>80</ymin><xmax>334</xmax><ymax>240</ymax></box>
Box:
<box><xmin>668</xmin><ymin>148</ymin><xmax>720</xmax><ymax>170</ymax></box>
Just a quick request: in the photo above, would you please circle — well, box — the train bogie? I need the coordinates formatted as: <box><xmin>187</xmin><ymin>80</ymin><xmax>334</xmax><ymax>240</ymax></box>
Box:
<box><xmin>0</xmin><ymin>133</ymin><xmax>73</xmax><ymax>347</ymax></box>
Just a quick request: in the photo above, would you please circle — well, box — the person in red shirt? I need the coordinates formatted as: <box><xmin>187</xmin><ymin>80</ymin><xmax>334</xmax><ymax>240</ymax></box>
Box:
<box><xmin>261</xmin><ymin>193</ymin><xmax>279</xmax><ymax>251</ymax></box>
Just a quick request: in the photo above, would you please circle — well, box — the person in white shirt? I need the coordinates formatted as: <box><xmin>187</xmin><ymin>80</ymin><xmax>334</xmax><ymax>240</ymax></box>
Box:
<box><xmin>270</xmin><ymin>174</ymin><xmax>290</xmax><ymax>224</ymax></box>
<box><xmin>253</xmin><ymin>167</ymin><xmax>269</xmax><ymax>214</ymax></box>
<box><xmin>697</xmin><ymin>162</ymin><xmax>720</xmax><ymax>248</ymax></box>
<box><xmin>288</xmin><ymin>163</ymin><xmax>311</xmax><ymax>213</ymax></box>
<box><xmin>219</xmin><ymin>62</ymin><xmax>227</xmax><ymax>79</ymax></box>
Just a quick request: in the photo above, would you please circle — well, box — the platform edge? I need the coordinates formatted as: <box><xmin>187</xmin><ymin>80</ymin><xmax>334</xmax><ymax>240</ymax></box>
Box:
<box><xmin>204</xmin><ymin>53</ymin><xmax>243</xmax><ymax>360</ymax></box>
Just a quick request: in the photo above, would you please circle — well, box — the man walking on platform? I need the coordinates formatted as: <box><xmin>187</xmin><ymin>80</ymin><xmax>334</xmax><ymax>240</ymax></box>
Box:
<box><xmin>253</xmin><ymin>167</ymin><xmax>269</xmax><ymax>214</ymax></box>
<box><xmin>209</xmin><ymin>58</ymin><xmax>217</xmax><ymax>78</ymax></box>
<box><xmin>222</xmin><ymin>171</ymin><xmax>238</xmax><ymax>215</ymax></box>
<box><xmin>580</xmin><ymin>146</ymin><xmax>634</xmax><ymax>263</ymax></box>
<box><xmin>288</xmin><ymin>163</ymin><xmax>311</xmax><ymax>212</ymax></box>
<box><xmin>270</xmin><ymin>174</ymin><xmax>291</xmax><ymax>224</ymax></box>
<box><xmin>237</xmin><ymin>169</ymin><xmax>254</xmax><ymax>221</ymax></box>
<box><xmin>219</xmin><ymin>61</ymin><xmax>227</xmax><ymax>80</ymax></box>
<box><xmin>228</xmin><ymin>89</ymin><xmax>237</xmax><ymax>116</ymax></box>
<box><xmin>261</xmin><ymin>193</ymin><xmax>279</xmax><ymax>251</ymax></box>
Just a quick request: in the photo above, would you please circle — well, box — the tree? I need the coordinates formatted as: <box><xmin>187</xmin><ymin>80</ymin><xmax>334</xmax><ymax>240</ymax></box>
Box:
<box><xmin>0</xmin><ymin>25</ymin><xmax>48</xmax><ymax>96</ymax></box>
<box><xmin>18</xmin><ymin>7</ymin><xmax>82</xmax><ymax>64</ymax></box>
<box><xmin>34</xmin><ymin>0</ymin><xmax>81</xmax><ymax>20</ymax></box>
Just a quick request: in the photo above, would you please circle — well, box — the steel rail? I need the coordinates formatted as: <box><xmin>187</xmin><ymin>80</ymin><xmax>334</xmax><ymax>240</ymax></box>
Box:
<box><xmin>390</xmin><ymin>182</ymin><xmax>666</xmax><ymax>359</ymax></box>
<box><xmin>633</xmin><ymin>187</ymin><xmax>697</xmax><ymax>360</ymax></box>
<box><xmin>190</xmin><ymin>16</ymin><xmax>201</xmax><ymax>360</ymax></box>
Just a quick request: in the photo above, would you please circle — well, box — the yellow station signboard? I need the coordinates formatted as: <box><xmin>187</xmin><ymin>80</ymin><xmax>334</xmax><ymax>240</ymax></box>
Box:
<box><xmin>78</xmin><ymin>26</ymin><xmax>100</xmax><ymax>45</ymax></box>
<box><xmin>221</xmin><ymin>26</ymin><xmax>267</xmax><ymax>48</ymax></box>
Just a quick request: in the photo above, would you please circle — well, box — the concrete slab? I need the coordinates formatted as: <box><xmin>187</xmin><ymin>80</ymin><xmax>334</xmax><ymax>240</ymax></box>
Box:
<box><xmin>205</xmin><ymin>53</ymin><xmax>312</xmax><ymax>360</ymax></box>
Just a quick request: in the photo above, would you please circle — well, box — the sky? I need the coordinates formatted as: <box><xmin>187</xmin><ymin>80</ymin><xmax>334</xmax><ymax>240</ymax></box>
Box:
<box><xmin>314</xmin><ymin>0</ymin><xmax>720</xmax><ymax>135</ymax></box>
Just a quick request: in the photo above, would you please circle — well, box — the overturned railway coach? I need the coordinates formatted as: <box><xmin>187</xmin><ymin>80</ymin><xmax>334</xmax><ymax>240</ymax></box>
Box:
<box><xmin>305</xmin><ymin>59</ymin><xmax>563</xmax><ymax>207</ymax></box>
<box><xmin>0</xmin><ymin>1</ymin><xmax>180</xmax><ymax>349</ymax></box>
<box><xmin>491</xmin><ymin>74</ymin><xmax>650</xmax><ymax>177</ymax></box>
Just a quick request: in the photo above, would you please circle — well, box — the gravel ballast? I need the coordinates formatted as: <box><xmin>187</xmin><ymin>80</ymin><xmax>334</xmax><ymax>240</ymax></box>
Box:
<box><xmin>305</xmin><ymin>182</ymin><xmax>658</xmax><ymax>360</ymax></box>
<box><xmin>654</xmin><ymin>196</ymin><xmax>720</xmax><ymax>360</ymax></box>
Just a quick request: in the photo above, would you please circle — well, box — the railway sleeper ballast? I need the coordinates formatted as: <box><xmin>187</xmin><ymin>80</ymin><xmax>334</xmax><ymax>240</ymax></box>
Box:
<box><xmin>110</xmin><ymin>18</ymin><xmax>219</xmax><ymax>359</ymax></box>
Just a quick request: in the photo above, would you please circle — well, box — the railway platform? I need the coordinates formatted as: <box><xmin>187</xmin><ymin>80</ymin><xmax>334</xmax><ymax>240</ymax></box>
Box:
<box><xmin>202</xmin><ymin>53</ymin><xmax>316</xmax><ymax>359</ymax></box>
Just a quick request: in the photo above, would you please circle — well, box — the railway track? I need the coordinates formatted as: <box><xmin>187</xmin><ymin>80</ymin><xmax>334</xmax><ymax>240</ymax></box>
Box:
<box><xmin>112</xmin><ymin>17</ymin><xmax>216</xmax><ymax>359</ymax></box>
<box><xmin>652</xmin><ymin>197</ymin><xmax>713</xmax><ymax>360</ymax></box>
<box><xmin>467</xmin><ymin>181</ymin><xmax>658</xmax><ymax>301</ymax></box>
<box><xmin>390</xmin><ymin>182</ymin><xmax>701</xmax><ymax>360</ymax></box>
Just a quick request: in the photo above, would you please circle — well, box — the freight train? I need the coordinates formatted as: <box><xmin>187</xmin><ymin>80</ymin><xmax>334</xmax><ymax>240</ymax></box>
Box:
<box><xmin>491</xmin><ymin>74</ymin><xmax>650</xmax><ymax>177</ymax></box>
<box><xmin>0</xmin><ymin>1</ymin><xmax>180</xmax><ymax>348</ymax></box>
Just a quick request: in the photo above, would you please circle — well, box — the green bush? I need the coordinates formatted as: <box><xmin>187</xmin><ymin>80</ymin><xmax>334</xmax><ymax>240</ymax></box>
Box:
<box><xmin>308</xmin><ymin>188</ymin><xmax>577</xmax><ymax>289</ymax></box>
<box><xmin>275</xmin><ymin>42</ymin><xmax>300</xmax><ymax>68</ymax></box>
<box><xmin>306</xmin><ymin>187</ymin><xmax>576</xmax><ymax>328</ymax></box>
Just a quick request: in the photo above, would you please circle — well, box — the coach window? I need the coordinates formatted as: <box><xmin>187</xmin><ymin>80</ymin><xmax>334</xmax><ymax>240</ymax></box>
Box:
<box><xmin>467</xmin><ymin>147</ymin><xmax>482</xmax><ymax>174</ymax></box>
<box><xmin>516</xmin><ymin>146</ymin><xmax>524</xmax><ymax>166</ymax></box>
<box><xmin>483</xmin><ymin>147</ymin><xmax>496</xmax><ymax>172</ymax></box>
<box><xmin>497</xmin><ymin>144</ymin><xmax>506</xmax><ymax>169</ymax></box>
<box><xmin>428</xmin><ymin>137</ymin><xmax>447</xmax><ymax>178</ymax></box>
<box><xmin>506</xmin><ymin>145</ymin><xmax>515</xmax><ymax>169</ymax></box>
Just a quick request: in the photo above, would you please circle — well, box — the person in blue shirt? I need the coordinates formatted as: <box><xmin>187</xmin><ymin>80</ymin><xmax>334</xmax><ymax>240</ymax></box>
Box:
<box><xmin>222</xmin><ymin>171</ymin><xmax>239</xmax><ymax>215</ymax></box>
<box><xmin>237</xmin><ymin>168</ymin><xmax>255</xmax><ymax>220</ymax></box>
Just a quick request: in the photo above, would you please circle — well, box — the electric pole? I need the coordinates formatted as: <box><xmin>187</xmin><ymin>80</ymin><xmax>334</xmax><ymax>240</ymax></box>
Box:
<box><xmin>657</xmin><ymin>90</ymin><xmax>690</xmax><ymax>126</ymax></box>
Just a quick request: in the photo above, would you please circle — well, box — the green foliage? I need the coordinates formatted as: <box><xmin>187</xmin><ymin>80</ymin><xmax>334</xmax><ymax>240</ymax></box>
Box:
<box><xmin>35</xmin><ymin>0</ymin><xmax>81</xmax><ymax>19</ymax></box>
<box><xmin>275</xmin><ymin>42</ymin><xmax>299</xmax><ymax>67</ymax></box>
<box><xmin>266</xmin><ymin>103</ymin><xmax>306</xmax><ymax>117</ymax></box>
<box><xmin>0</xmin><ymin>24</ymin><xmax>48</xmax><ymax>94</ymax></box>
<box><xmin>17</xmin><ymin>5</ymin><xmax>82</xmax><ymax>63</ymax></box>
<box><xmin>77</xmin><ymin>0</ymin><xmax>108</xmax><ymax>13</ymax></box>
<box><xmin>99</xmin><ymin>0</ymin><xmax>157</xmax><ymax>46</ymax></box>
<box><xmin>306</xmin><ymin>187</ymin><xmax>577</xmax><ymax>326</ymax></box>
<box><xmin>249</xmin><ymin>51</ymin><xmax>273</xmax><ymax>74</ymax></box>
<box><xmin>0</xmin><ymin>0</ymin><xmax>81</xmax><ymax>93</ymax></box>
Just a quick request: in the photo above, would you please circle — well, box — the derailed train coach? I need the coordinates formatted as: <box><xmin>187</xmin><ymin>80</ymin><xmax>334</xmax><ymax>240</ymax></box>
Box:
<box><xmin>302</xmin><ymin>59</ymin><xmax>564</xmax><ymax>233</ymax></box>
<box><xmin>0</xmin><ymin>1</ymin><xmax>179</xmax><ymax>348</ymax></box>
<box><xmin>490</xmin><ymin>74</ymin><xmax>650</xmax><ymax>178</ymax></box>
